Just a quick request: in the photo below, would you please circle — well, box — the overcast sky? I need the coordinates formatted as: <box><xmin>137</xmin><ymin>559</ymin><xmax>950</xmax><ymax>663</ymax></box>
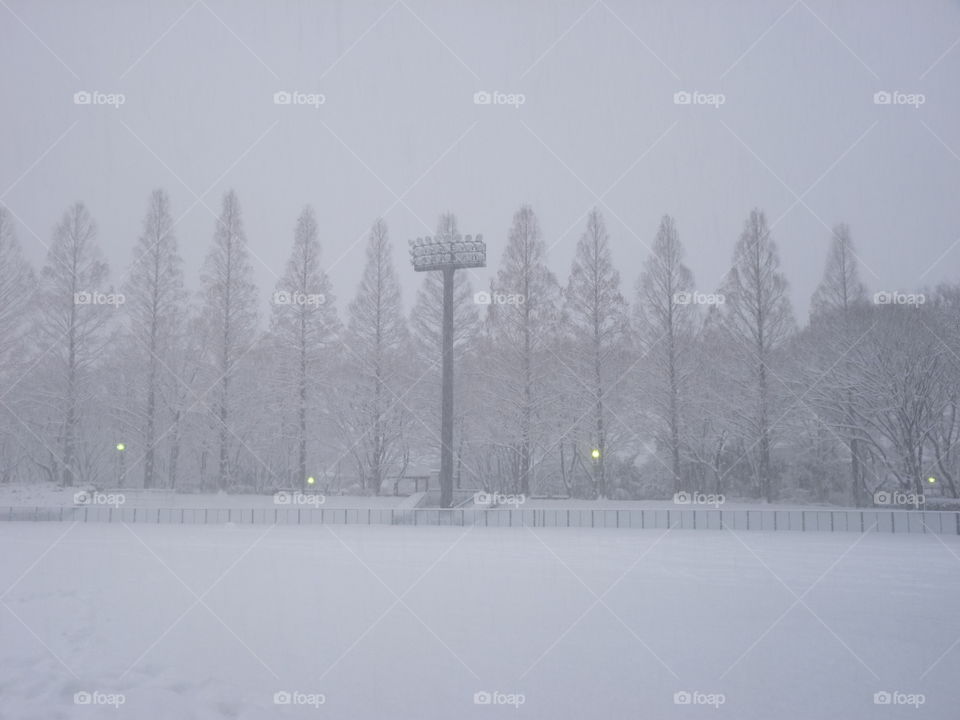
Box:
<box><xmin>1</xmin><ymin>0</ymin><xmax>958</xmax><ymax>320</ymax></box>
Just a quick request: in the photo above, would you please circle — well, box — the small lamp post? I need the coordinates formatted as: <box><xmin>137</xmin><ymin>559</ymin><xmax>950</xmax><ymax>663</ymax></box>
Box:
<box><xmin>116</xmin><ymin>442</ymin><xmax>126</xmax><ymax>488</ymax></box>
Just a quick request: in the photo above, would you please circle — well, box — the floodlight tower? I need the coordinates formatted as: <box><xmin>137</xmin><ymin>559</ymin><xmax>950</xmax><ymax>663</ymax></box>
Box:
<box><xmin>409</xmin><ymin>231</ymin><xmax>486</xmax><ymax>508</ymax></box>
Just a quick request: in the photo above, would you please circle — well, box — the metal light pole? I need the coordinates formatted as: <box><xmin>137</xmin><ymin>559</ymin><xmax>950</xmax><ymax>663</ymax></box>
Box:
<box><xmin>409</xmin><ymin>231</ymin><xmax>485</xmax><ymax>508</ymax></box>
<box><xmin>116</xmin><ymin>442</ymin><xmax>126</xmax><ymax>488</ymax></box>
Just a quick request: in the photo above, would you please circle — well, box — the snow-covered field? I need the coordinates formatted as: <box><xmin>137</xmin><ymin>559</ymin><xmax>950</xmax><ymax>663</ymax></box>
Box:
<box><xmin>0</xmin><ymin>485</ymin><xmax>406</xmax><ymax>509</ymax></box>
<box><xmin>0</xmin><ymin>484</ymin><xmax>902</xmax><ymax>513</ymax></box>
<box><xmin>2</xmin><ymin>524</ymin><xmax>958</xmax><ymax>719</ymax></box>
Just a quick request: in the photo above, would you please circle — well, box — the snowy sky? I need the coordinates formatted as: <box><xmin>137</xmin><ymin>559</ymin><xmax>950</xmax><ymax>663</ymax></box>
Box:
<box><xmin>1</xmin><ymin>0</ymin><xmax>958</xmax><ymax>320</ymax></box>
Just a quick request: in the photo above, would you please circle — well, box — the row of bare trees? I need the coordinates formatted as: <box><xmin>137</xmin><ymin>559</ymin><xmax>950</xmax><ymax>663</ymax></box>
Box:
<box><xmin>0</xmin><ymin>192</ymin><xmax>956</xmax><ymax>505</ymax></box>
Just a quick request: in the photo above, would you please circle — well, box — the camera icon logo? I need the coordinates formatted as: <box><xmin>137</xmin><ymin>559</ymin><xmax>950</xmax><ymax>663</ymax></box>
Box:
<box><xmin>673</xmin><ymin>491</ymin><xmax>691</xmax><ymax>505</ymax></box>
<box><xmin>73</xmin><ymin>91</ymin><xmax>92</xmax><ymax>105</ymax></box>
<box><xmin>474</xmin><ymin>291</ymin><xmax>492</xmax><ymax>305</ymax></box>
<box><xmin>873</xmin><ymin>91</ymin><xmax>892</xmax><ymax>105</ymax></box>
<box><xmin>873</xmin><ymin>691</ymin><xmax>892</xmax><ymax>705</ymax></box>
<box><xmin>273</xmin><ymin>91</ymin><xmax>292</xmax><ymax>105</ymax></box>
<box><xmin>74</xmin><ymin>691</ymin><xmax>92</xmax><ymax>705</ymax></box>
<box><xmin>73</xmin><ymin>491</ymin><xmax>91</xmax><ymax>505</ymax></box>
<box><xmin>874</xmin><ymin>491</ymin><xmax>891</xmax><ymax>506</ymax></box>
<box><xmin>473</xmin><ymin>91</ymin><xmax>492</xmax><ymax>105</ymax></box>
<box><xmin>273</xmin><ymin>691</ymin><xmax>292</xmax><ymax>705</ymax></box>
<box><xmin>673</xmin><ymin>91</ymin><xmax>691</xmax><ymax>105</ymax></box>
<box><xmin>273</xmin><ymin>491</ymin><xmax>291</xmax><ymax>505</ymax></box>
<box><xmin>674</xmin><ymin>690</ymin><xmax>692</xmax><ymax>704</ymax></box>
<box><xmin>474</xmin><ymin>691</ymin><xmax>492</xmax><ymax>705</ymax></box>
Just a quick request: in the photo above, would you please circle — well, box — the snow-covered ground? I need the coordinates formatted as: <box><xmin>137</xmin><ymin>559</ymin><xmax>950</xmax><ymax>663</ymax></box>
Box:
<box><xmin>0</xmin><ymin>483</ymin><xmax>911</xmax><ymax>512</ymax></box>
<box><xmin>0</xmin><ymin>485</ymin><xmax>406</xmax><ymax>509</ymax></box>
<box><xmin>2</xmin><ymin>524</ymin><xmax>959</xmax><ymax>719</ymax></box>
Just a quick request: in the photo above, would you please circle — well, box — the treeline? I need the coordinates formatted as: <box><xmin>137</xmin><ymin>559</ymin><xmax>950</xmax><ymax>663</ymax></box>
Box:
<box><xmin>0</xmin><ymin>191</ymin><xmax>957</xmax><ymax>506</ymax></box>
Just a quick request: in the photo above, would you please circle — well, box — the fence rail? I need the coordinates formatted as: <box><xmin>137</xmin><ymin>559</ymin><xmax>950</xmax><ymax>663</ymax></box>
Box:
<box><xmin>2</xmin><ymin>505</ymin><xmax>960</xmax><ymax>534</ymax></box>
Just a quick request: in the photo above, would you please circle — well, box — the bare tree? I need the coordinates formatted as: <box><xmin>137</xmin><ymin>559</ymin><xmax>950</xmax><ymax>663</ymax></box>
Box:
<box><xmin>200</xmin><ymin>190</ymin><xmax>258</xmax><ymax>491</ymax></box>
<box><xmin>123</xmin><ymin>189</ymin><xmax>185</xmax><ymax>488</ymax></box>
<box><xmin>481</xmin><ymin>205</ymin><xmax>560</xmax><ymax>495</ymax></box>
<box><xmin>269</xmin><ymin>205</ymin><xmax>340</xmax><ymax>490</ymax></box>
<box><xmin>563</xmin><ymin>208</ymin><xmax>628</xmax><ymax>498</ymax></box>
<box><xmin>343</xmin><ymin>219</ymin><xmax>409</xmax><ymax>494</ymax></box>
<box><xmin>0</xmin><ymin>207</ymin><xmax>35</xmax><ymax>364</ymax></box>
<box><xmin>720</xmin><ymin>209</ymin><xmax>795</xmax><ymax>501</ymax></box>
<box><xmin>806</xmin><ymin>223</ymin><xmax>871</xmax><ymax>504</ymax></box>
<box><xmin>0</xmin><ymin>208</ymin><xmax>37</xmax><ymax>484</ymax></box>
<box><xmin>635</xmin><ymin>214</ymin><xmax>697</xmax><ymax>494</ymax></box>
<box><xmin>36</xmin><ymin>202</ymin><xmax>111</xmax><ymax>486</ymax></box>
